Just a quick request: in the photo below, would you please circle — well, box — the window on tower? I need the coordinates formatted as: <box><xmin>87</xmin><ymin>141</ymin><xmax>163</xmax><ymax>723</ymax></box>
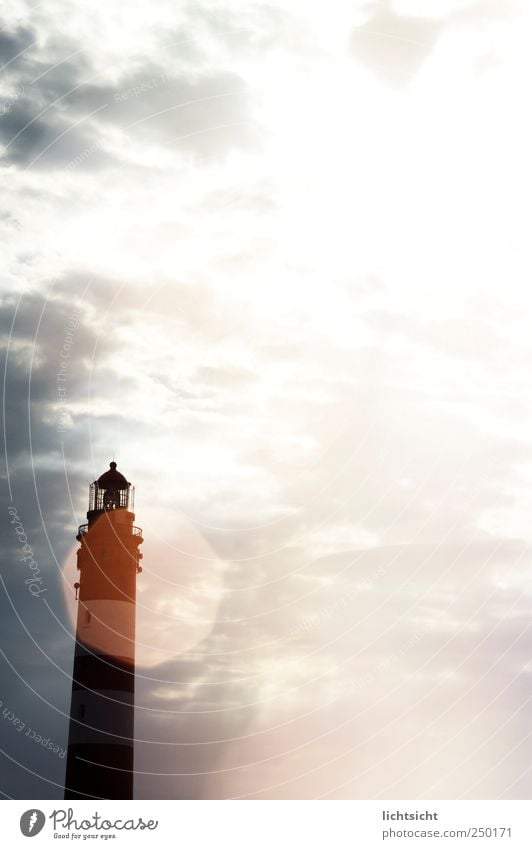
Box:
<box><xmin>103</xmin><ymin>488</ymin><xmax>120</xmax><ymax>510</ymax></box>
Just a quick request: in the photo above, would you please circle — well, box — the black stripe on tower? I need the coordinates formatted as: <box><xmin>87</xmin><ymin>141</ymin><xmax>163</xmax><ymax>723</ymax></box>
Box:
<box><xmin>71</xmin><ymin>654</ymin><xmax>135</xmax><ymax>692</ymax></box>
<box><xmin>64</xmin><ymin>744</ymin><xmax>133</xmax><ymax>800</ymax></box>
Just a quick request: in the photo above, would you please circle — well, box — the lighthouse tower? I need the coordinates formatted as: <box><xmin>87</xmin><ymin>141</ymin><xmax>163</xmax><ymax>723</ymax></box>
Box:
<box><xmin>64</xmin><ymin>462</ymin><xmax>143</xmax><ymax>800</ymax></box>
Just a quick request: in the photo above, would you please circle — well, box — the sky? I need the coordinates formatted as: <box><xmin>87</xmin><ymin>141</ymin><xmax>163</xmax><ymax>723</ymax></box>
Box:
<box><xmin>2</xmin><ymin>0</ymin><xmax>532</xmax><ymax>799</ymax></box>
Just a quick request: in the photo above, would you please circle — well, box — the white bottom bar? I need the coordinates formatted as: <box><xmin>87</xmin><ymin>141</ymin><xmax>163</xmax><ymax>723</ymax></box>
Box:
<box><xmin>4</xmin><ymin>801</ymin><xmax>532</xmax><ymax>848</ymax></box>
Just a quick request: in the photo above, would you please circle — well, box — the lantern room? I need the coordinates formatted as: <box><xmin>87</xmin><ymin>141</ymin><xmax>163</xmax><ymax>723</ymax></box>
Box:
<box><xmin>87</xmin><ymin>460</ymin><xmax>135</xmax><ymax>516</ymax></box>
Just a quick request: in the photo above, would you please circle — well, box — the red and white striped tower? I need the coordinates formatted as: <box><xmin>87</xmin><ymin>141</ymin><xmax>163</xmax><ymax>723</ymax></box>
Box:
<box><xmin>64</xmin><ymin>461</ymin><xmax>143</xmax><ymax>800</ymax></box>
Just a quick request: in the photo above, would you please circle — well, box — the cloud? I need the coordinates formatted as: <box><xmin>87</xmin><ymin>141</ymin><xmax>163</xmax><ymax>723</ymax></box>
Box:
<box><xmin>0</xmin><ymin>7</ymin><xmax>262</xmax><ymax>170</ymax></box>
<box><xmin>350</xmin><ymin>0</ymin><xmax>527</xmax><ymax>87</ymax></box>
<box><xmin>0</xmin><ymin>99</ymin><xmax>109</xmax><ymax>169</ymax></box>
<box><xmin>107</xmin><ymin>69</ymin><xmax>259</xmax><ymax>161</ymax></box>
<box><xmin>126</xmin><ymin>538</ymin><xmax>532</xmax><ymax>799</ymax></box>
<box><xmin>0</xmin><ymin>26</ymin><xmax>35</xmax><ymax>67</ymax></box>
<box><xmin>351</xmin><ymin>5</ymin><xmax>444</xmax><ymax>86</ymax></box>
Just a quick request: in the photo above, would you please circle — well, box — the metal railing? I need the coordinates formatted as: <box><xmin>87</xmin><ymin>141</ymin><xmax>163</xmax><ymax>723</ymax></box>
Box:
<box><xmin>88</xmin><ymin>482</ymin><xmax>135</xmax><ymax>512</ymax></box>
<box><xmin>77</xmin><ymin>523</ymin><xmax>143</xmax><ymax>538</ymax></box>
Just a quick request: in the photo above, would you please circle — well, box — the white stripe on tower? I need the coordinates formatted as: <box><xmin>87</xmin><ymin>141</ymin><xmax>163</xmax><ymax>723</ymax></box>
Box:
<box><xmin>76</xmin><ymin>600</ymin><xmax>135</xmax><ymax>660</ymax></box>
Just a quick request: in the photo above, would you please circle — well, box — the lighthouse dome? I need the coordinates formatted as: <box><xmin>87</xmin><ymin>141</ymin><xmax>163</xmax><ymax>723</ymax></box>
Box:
<box><xmin>97</xmin><ymin>461</ymin><xmax>129</xmax><ymax>490</ymax></box>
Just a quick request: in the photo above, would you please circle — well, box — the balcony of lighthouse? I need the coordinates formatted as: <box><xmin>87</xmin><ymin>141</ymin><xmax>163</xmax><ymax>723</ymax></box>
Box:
<box><xmin>76</xmin><ymin>523</ymin><xmax>143</xmax><ymax>542</ymax></box>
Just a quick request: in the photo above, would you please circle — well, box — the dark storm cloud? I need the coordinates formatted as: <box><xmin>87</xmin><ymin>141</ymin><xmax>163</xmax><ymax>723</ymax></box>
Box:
<box><xmin>0</xmin><ymin>656</ymin><xmax>70</xmax><ymax>800</ymax></box>
<box><xmin>1</xmin><ymin>15</ymin><xmax>259</xmax><ymax>169</ymax></box>
<box><xmin>0</xmin><ymin>279</ymin><xmax>150</xmax><ymax>798</ymax></box>
<box><xmin>0</xmin><ymin>26</ymin><xmax>35</xmax><ymax>66</ymax></box>
<box><xmin>1</xmin><ymin>284</ymin><xmax>106</xmax><ymax>350</ymax></box>
<box><xmin>26</xmin><ymin>55</ymin><xmax>93</xmax><ymax>101</ymax></box>
<box><xmin>0</xmin><ymin>278</ymin><xmax>143</xmax><ymax>628</ymax></box>
<box><xmin>0</xmin><ymin>285</ymin><xmax>118</xmax><ymax>462</ymax></box>
<box><xmin>1</xmin><ymin>69</ymin><xmax>256</xmax><ymax>168</ymax></box>
<box><xmin>0</xmin><ymin>98</ymin><xmax>109</xmax><ymax>168</ymax></box>
<box><xmin>2</xmin><ymin>356</ymin><xmax>61</xmax><ymax>462</ymax></box>
<box><xmin>0</xmin><ymin>32</ymin><xmax>116</xmax><ymax>169</ymax></box>
<box><xmin>0</xmin><ymin>468</ymin><xmax>76</xmax><ymax>798</ymax></box>
<box><xmin>105</xmin><ymin>68</ymin><xmax>259</xmax><ymax>161</ymax></box>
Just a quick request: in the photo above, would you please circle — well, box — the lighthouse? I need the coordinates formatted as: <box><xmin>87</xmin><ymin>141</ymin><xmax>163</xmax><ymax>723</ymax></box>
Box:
<box><xmin>64</xmin><ymin>462</ymin><xmax>143</xmax><ymax>800</ymax></box>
